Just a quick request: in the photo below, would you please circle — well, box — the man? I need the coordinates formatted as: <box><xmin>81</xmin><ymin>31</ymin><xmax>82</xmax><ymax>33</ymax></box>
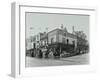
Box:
<box><xmin>45</xmin><ymin>47</ymin><xmax>49</xmax><ymax>58</ymax></box>
<box><xmin>38</xmin><ymin>48</ymin><xmax>43</xmax><ymax>58</ymax></box>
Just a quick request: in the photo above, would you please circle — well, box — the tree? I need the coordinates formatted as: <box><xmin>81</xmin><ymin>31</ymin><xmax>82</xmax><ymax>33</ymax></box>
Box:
<box><xmin>74</xmin><ymin>31</ymin><xmax>86</xmax><ymax>40</ymax></box>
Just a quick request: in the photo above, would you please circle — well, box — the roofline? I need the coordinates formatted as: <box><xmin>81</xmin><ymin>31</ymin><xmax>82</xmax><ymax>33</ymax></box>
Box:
<box><xmin>48</xmin><ymin>28</ymin><xmax>59</xmax><ymax>34</ymax></box>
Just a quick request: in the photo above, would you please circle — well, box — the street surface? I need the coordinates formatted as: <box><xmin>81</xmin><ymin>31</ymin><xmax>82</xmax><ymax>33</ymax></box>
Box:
<box><xmin>26</xmin><ymin>54</ymin><xmax>89</xmax><ymax>67</ymax></box>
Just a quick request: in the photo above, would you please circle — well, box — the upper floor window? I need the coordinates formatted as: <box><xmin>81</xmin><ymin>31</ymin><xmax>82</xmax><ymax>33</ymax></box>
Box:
<box><xmin>64</xmin><ymin>32</ymin><xmax>66</xmax><ymax>36</ymax></box>
<box><xmin>44</xmin><ymin>41</ymin><xmax>47</xmax><ymax>45</ymax></box>
<box><xmin>51</xmin><ymin>37</ymin><xmax>54</xmax><ymax>44</ymax></box>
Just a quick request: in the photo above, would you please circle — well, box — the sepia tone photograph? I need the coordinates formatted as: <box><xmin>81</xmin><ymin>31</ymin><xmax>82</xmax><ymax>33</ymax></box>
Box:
<box><xmin>25</xmin><ymin>12</ymin><xmax>89</xmax><ymax>67</ymax></box>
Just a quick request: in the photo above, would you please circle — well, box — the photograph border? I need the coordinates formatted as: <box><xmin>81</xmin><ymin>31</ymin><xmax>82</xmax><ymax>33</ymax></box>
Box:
<box><xmin>11</xmin><ymin>2</ymin><xmax>97</xmax><ymax>78</ymax></box>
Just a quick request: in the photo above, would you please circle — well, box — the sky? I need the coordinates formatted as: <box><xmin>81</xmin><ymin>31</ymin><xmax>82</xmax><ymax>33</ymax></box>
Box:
<box><xmin>26</xmin><ymin>12</ymin><xmax>89</xmax><ymax>40</ymax></box>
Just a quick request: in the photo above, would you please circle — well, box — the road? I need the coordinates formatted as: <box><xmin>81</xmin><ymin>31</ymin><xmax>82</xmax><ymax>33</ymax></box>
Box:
<box><xmin>25</xmin><ymin>54</ymin><xmax>89</xmax><ymax>67</ymax></box>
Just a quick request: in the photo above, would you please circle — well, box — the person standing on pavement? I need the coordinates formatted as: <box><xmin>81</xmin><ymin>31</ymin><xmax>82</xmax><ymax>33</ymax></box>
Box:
<box><xmin>39</xmin><ymin>48</ymin><xmax>43</xmax><ymax>58</ymax></box>
<box><xmin>45</xmin><ymin>47</ymin><xmax>49</xmax><ymax>58</ymax></box>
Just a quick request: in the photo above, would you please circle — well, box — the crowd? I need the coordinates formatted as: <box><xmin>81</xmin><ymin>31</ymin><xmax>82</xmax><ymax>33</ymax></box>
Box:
<box><xmin>26</xmin><ymin>45</ymin><xmax>88</xmax><ymax>59</ymax></box>
<box><xmin>30</xmin><ymin>47</ymin><xmax>61</xmax><ymax>58</ymax></box>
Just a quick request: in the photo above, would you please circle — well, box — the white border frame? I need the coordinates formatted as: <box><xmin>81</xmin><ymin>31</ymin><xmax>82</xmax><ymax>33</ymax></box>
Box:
<box><xmin>11</xmin><ymin>2</ymin><xmax>97</xmax><ymax>78</ymax></box>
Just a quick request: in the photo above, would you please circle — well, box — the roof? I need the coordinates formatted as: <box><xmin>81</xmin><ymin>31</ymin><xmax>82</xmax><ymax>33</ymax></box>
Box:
<box><xmin>48</xmin><ymin>28</ymin><xmax>59</xmax><ymax>34</ymax></box>
<box><xmin>48</xmin><ymin>28</ymin><xmax>77</xmax><ymax>39</ymax></box>
<box><xmin>66</xmin><ymin>32</ymin><xmax>77</xmax><ymax>39</ymax></box>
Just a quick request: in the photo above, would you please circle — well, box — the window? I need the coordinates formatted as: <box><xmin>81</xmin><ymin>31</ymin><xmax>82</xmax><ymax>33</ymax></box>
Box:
<box><xmin>51</xmin><ymin>37</ymin><xmax>54</xmax><ymax>44</ymax></box>
<box><xmin>72</xmin><ymin>40</ymin><xmax>75</xmax><ymax>48</ymax></box>
<box><xmin>72</xmin><ymin>41</ymin><xmax>75</xmax><ymax>45</ymax></box>
<box><xmin>64</xmin><ymin>32</ymin><xmax>66</xmax><ymax>36</ymax></box>
<box><xmin>33</xmin><ymin>43</ymin><xmax>36</xmax><ymax>49</ymax></box>
<box><xmin>44</xmin><ymin>41</ymin><xmax>47</xmax><ymax>45</ymax></box>
<box><xmin>67</xmin><ymin>39</ymin><xmax>69</xmax><ymax>44</ymax></box>
<box><xmin>63</xmin><ymin>38</ymin><xmax>66</xmax><ymax>43</ymax></box>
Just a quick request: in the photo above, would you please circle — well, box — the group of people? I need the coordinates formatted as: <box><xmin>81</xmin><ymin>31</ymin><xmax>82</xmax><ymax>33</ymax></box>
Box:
<box><xmin>29</xmin><ymin>44</ymin><xmax>88</xmax><ymax>59</ymax></box>
<box><xmin>31</xmin><ymin>47</ymin><xmax>61</xmax><ymax>58</ymax></box>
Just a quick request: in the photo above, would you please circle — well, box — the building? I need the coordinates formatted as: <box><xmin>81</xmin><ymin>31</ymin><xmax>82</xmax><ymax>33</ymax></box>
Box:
<box><xmin>47</xmin><ymin>27</ymin><xmax>77</xmax><ymax>53</ymax></box>
<box><xmin>40</xmin><ymin>32</ymin><xmax>48</xmax><ymax>47</ymax></box>
<box><xmin>26</xmin><ymin>36</ymin><xmax>34</xmax><ymax>50</ymax></box>
<box><xmin>32</xmin><ymin>33</ymin><xmax>42</xmax><ymax>49</ymax></box>
<box><xmin>30</xmin><ymin>26</ymin><xmax>77</xmax><ymax>50</ymax></box>
<box><xmin>26</xmin><ymin>33</ymin><xmax>42</xmax><ymax>50</ymax></box>
<box><xmin>48</xmin><ymin>28</ymin><xmax>77</xmax><ymax>46</ymax></box>
<box><xmin>26</xmin><ymin>25</ymin><xmax>89</xmax><ymax>55</ymax></box>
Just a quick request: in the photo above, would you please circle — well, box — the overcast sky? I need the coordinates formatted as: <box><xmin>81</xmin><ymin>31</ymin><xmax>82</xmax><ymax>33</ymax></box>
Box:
<box><xmin>26</xmin><ymin>12</ymin><xmax>89</xmax><ymax>40</ymax></box>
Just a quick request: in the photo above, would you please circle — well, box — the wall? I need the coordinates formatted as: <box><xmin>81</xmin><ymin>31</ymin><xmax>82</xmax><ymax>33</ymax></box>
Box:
<box><xmin>67</xmin><ymin>37</ymin><xmax>77</xmax><ymax>48</ymax></box>
<box><xmin>48</xmin><ymin>34</ymin><xmax>56</xmax><ymax>44</ymax></box>
<box><xmin>58</xmin><ymin>34</ymin><xmax>63</xmax><ymax>43</ymax></box>
<box><xmin>48</xmin><ymin>30</ymin><xmax>57</xmax><ymax>44</ymax></box>
<box><xmin>0</xmin><ymin>0</ymin><xmax>100</xmax><ymax>80</ymax></box>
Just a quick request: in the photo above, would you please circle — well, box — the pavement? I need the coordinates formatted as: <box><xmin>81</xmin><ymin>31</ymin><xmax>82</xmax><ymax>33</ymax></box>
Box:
<box><xmin>25</xmin><ymin>54</ymin><xmax>89</xmax><ymax>67</ymax></box>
